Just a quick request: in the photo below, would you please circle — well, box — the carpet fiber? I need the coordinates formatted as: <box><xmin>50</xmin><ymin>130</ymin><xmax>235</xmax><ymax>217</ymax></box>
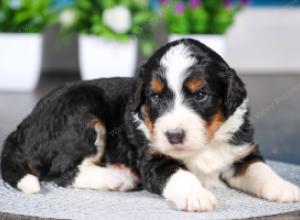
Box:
<box><xmin>0</xmin><ymin>161</ymin><xmax>300</xmax><ymax>220</ymax></box>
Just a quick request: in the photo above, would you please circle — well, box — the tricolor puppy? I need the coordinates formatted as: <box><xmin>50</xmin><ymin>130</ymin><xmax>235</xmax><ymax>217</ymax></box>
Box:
<box><xmin>1</xmin><ymin>39</ymin><xmax>299</xmax><ymax>212</ymax></box>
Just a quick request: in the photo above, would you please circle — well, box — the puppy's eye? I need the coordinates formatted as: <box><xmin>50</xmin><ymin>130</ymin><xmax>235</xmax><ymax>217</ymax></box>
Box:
<box><xmin>151</xmin><ymin>94</ymin><xmax>160</xmax><ymax>101</ymax></box>
<box><xmin>195</xmin><ymin>91</ymin><xmax>207</xmax><ymax>102</ymax></box>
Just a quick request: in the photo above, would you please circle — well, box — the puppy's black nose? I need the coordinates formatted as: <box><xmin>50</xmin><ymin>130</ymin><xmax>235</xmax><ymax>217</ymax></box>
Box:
<box><xmin>165</xmin><ymin>128</ymin><xmax>185</xmax><ymax>144</ymax></box>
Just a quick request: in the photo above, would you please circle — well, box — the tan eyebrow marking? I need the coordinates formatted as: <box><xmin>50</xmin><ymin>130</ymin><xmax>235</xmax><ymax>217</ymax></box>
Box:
<box><xmin>185</xmin><ymin>78</ymin><xmax>204</xmax><ymax>93</ymax></box>
<box><xmin>151</xmin><ymin>77</ymin><xmax>164</xmax><ymax>94</ymax></box>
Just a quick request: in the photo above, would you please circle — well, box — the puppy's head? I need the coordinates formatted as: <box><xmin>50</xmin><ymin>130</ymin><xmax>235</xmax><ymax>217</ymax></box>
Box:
<box><xmin>131</xmin><ymin>39</ymin><xmax>247</xmax><ymax>159</ymax></box>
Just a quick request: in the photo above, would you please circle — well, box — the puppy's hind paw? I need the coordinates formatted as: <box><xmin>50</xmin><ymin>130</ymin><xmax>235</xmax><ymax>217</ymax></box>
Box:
<box><xmin>17</xmin><ymin>174</ymin><xmax>41</xmax><ymax>194</ymax></box>
<box><xmin>73</xmin><ymin>164</ymin><xmax>139</xmax><ymax>192</ymax></box>
<box><xmin>108</xmin><ymin>164</ymin><xmax>140</xmax><ymax>192</ymax></box>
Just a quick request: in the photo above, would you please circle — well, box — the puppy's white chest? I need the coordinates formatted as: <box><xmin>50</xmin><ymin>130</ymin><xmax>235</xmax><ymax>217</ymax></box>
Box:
<box><xmin>184</xmin><ymin>149</ymin><xmax>227</xmax><ymax>188</ymax></box>
<box><xmin>184</xmin><ymin>143</ymin><xmax>249</xmax><ymax>188</ymax></box>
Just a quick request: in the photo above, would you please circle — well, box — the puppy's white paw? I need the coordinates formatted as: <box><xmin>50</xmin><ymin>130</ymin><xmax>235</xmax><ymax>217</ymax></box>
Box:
<box><xmin>163</xmin><ymin>169</ymin><xmax>217</xmax><ymax>212</ymax></box>
<box><xmin>223</xmin><ymin>162</ymin><xmax>300</xmax><ymax>203</ymax></box>
<box><xmin>73</xmin><ymin>165</ymin><xmax>138</xmax><ymax>192</ymax></box>
<box><xmin>108</xmin><ymin>164</ymin><xmax>139</xmax><ymax>192</ymax></box>
<box><xmin>17</xmin><ymin>174</ymin><xmax>40</xmax><ymax>194</ymax></box>
<box><xmin>173</xmin><ymin>187</ymin><xmax>217</xmax><ymax>212</ymax></box>
<box><xmin>73</xmin><ymin>165</ymin><xmax>119</xmax><ymax>191</ymax></box>
<box><xmin>257</xmin><ymin>179</ymin><xmax>300</xmax><ymax>203</ymax></box>
<box><xmin>102</xmin><ymin>170</ymin><xmax>126</xmax><ymax>191</ymax></box>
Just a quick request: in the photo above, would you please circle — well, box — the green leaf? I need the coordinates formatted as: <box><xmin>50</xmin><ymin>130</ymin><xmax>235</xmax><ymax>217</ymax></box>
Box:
<box><xmin>99</xmin><ymin>0</ymin><xmax>115</xmax><ymax>9</ymax></box>
<box><xmin>187</xmin><ymin>7</ymin><xmax>209</xmax><ymax>33</ymax></box>
<box><xmin>140</xmin><ymin>38</ymin><xmax>154</xmax><ymax>56</ymax></box>
<box><xmin>167</xmin><ymin>14</ymin><xmax>190</xmax><ymax>34</ymax></box>
<box><xmin>132</xmin><ymin>12</ymin><xmax>152</xmax><ymax>25</ymax></box>
<box><xmin>211</xmin><ymin>9</ymin><xmax>234</xmax><ymax>34</ymax></box>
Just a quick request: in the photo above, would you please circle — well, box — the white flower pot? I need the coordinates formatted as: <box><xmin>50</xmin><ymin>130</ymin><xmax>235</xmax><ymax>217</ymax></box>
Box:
<box><xmin>0</xmin><ymin>33</ymin><xmax>42</xmax><ymax>91</ymax></box>
<box><xmin>79</xmin><ymin>36</ymin><xmax>138</xmax><ymax>80</ymax></box>
<box><xmin>169</xmin><ymin>34</ymin><xmax>225</xmax><ymax>58</ymax></box>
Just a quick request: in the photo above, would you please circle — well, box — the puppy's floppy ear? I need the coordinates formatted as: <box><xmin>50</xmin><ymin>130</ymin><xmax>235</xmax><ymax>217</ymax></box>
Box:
<box><xmin>131</xmin><ymin>78</ymin><xmax>145</xmax><ymax>112</ymax></box>
<box><xmin>223</xmin><ymin>68</ymin><xmax>247</xmax><ymax>117</ymax></box>
<box><xmin>129</xmin><ymin>65</ymin><xmax>146</xmax><ymax>113</ymax></box>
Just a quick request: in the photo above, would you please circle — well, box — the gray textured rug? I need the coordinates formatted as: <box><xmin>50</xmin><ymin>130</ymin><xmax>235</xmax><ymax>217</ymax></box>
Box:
<box><xmin>0</xmin><ymin>161</ymin><xmax>300</xmax><ymax>220</ymax></box>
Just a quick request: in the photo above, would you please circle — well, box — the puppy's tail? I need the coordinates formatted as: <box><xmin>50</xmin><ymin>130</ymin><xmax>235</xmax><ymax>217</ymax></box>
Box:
<box><xmin>1</xmin><ymin>131</ymin><xmax>40</xmax><ymax>193</ymax></box>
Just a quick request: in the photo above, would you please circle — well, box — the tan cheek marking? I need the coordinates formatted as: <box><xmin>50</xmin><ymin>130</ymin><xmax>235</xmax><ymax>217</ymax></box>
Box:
<box><xmin>186</xmin><ymin>78</ymin><xmax>204</xmax><ymax>93</ymax></box>
<box><xmin>141</xmin><ymin>105</ymin><xmax>160</xmax><ymax>155</ymax></box>
<box><xmin>151</xmin><ymin>78</ymin><xmax>164</xmax><ymax>94</ymax></box>
<box><xmin>206</xmin><ymin>109</ymin><xmax>225</xmax><ymax>141</ymax></box>
<box><xmin>141</xmin><ymin>105</ymin><xmax>154</xmax><ymax>134</ymax></box>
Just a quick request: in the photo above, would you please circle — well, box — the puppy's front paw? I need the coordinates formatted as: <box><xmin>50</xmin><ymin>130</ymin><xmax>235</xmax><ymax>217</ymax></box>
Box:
<box><xmin>163</xmin><ymin>169</ymin><xmax>217</xmax><ymax>212</ymax></box>
<box><xmin>257</xmin><ymin>179</ymin><xmax>300</xmax><ymax>203</ymax></box>
<box><xmin>171</xmin><ymin>186</ymin><xmax>217</xmax><ymax>212</ymax></box>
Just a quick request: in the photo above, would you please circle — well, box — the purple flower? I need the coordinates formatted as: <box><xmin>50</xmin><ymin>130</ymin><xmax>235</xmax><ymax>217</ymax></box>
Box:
<box><xmin>190</xmin><ymin>0</ymin><xmax>202</xmax><ymax>8</ymax></box>
<box><xmin>224</xmin><ymin>0</ymin><xmax>232</xmax><ymax>8</ymax></box>
<box><xmin>240</xmin><ymin>0</ymin><xmax>249</xmax><ymax>6</ymax></box>
<box><xmin>174</xmin><ymin>2</ymin><xmax>185</xmax><ymax>14</ymax></box>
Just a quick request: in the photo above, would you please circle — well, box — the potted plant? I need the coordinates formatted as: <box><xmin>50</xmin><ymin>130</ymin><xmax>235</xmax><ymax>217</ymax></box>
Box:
<box><xmin>160</xmin><ymin>0</ymin><xmax>243</xmax><ymax>57</ymax></box>
<box><xmin>62</xmin><ymin>0</ymin><xmax>154</xmax><ymax>80</ymax></box>
<box><xmin>0</xmin><ymin>0</ymin><xmax>53</xmax><ymax>91</ymax></box>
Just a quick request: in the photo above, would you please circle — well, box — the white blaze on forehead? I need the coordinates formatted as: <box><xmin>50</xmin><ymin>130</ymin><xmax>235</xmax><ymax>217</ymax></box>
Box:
<box><xmin>150</xmin><ymin>43</ymin><xmax>208</xmax><ymax>157</ymax></box>
<box><xmin>158</xmin><ymin>44</ymin><xmax>199</xmax><ymax>132</ymax></box>
<box><xmin>160</xmin><ymin>43</ymin><xmax>196</xmax><ymax>99</ymax></box>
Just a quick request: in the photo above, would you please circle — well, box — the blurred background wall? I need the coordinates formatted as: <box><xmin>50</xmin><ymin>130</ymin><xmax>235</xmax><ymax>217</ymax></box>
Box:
<box><xmin>226</xmin><ymin>7</ymin><xmax>300</xmax><ymax>73</ymax></box>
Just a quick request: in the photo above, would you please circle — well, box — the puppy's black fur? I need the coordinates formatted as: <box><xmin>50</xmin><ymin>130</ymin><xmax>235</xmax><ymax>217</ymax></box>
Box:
<box><xmin>1</xmin><ymin>39</ymin><xmax>262</xmax><ymax>197</ymax></box>
<box><xmin>1</xmin><ymin>79</ymin><xmax>136</xmax><ymax>187</ymax></box>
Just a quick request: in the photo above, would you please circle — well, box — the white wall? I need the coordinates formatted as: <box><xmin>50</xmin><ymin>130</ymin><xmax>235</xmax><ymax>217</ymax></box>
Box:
<box><xmin>226</xmin><ymin>8</ymin><xmax>300</xmax><ymax>74</ymax></box>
